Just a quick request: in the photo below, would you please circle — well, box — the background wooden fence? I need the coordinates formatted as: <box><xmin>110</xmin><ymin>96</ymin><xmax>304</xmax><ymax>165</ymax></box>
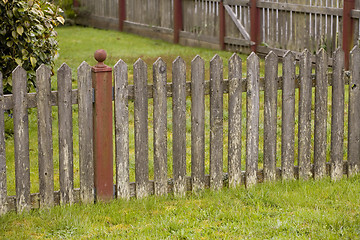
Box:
<box><xmin>76</xmin><ymin>0</ymin><xmax>360</xmax><ymax>62</ymax></box>
<box><xmin>1</xmin><ymin>46</ymin><xmax>360</xmax><ymax>214</ymax></box>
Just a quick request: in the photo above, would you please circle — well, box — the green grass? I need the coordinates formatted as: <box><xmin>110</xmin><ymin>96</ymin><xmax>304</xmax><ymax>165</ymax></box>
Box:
<box><xmin>1</xmin><ymin>176</ymin><xmax>359</xmax><ymax>239</ymax></box>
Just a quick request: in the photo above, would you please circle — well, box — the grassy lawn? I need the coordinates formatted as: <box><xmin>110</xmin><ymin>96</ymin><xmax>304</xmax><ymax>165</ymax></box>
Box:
<box><xmin>1</xmin><ymin>176</ymin><xmax>359</xmax><ymax>239</ymax></box>
<box><xmin>2</xmin><ymin>26</ymin><xmax>358</xmax><ymax>238</ymax></box>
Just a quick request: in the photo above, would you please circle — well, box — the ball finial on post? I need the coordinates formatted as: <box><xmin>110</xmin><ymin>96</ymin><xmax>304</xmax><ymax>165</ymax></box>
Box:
<box><xmin>94</xmin><ymin>49</ymin><xmax>107</xmax><ymax>68</ymax></box>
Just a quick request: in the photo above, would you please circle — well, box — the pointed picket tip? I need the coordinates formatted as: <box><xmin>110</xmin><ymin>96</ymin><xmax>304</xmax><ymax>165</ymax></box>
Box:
<box><xmin>173</xmin><ymin>56</ymin><xmax>185</xmax><ymax>66</ymax></box>
<box><xmin>247</xmin><ymin>51</ymin><xmax>259</xmax><ymax>61</ymax></box>
<box><xmin>350</xmin><ymin>45</ymin><xmax>360</xmax><ymax>55</ymax></box>
<box><xmin>12</xmin><ymin>65</ymin><xmax>26</xmax><ymax>76</ymax></box>
<box><xmin>58</xmin><ymin>62</ymin><xmax>71</xmax><ymax>72</ymax></box>
<box><xmin>229</xmin><ymin>53</ymin><xmax>242</xmax><ymax>63</ymax></box>
<box><xmin>191</xmin><ymin>55</ymin><xmax>204</xmax><ymax>64</ymax></box>
<box><xmin>77</xmin><ymin>61</ymin><xmax>91</xmax><ymax>72</ymax></box>
<box><xmin>134</xmin><ymin>58</ymin><xmax>147</xmax><ymax>68</ymax></box>
<box><xmin>333</xmin><ymin>47</ymin><xmax>345</xmax><ymax>60</ymax></box>
<box><xmin>154</xmin><ymin>57</ymin><xmax>166</xmax><ymax>67</ymax></box>
<box><xmin>36</xmin><ymin>64</ymin><xmax>51</xmax><ymax>75</ymax></box>
<box><xmin>283</xmin><ymin>50</ymin><xmax>295</xmax><ymax>60</ymax></box>
<box><xmin>114</xmin><ymin>59</ymin><xmax>127</xmax><ymax>71</ymax></box>
<box><xmin>265</xmin><ymin>51</ymin><xmax>277</xmax><ymax>62</ymax></box>
<box><xmin>316</xmin><ymin>47</ymin><xmax>327</xmax><ymax>56</ymax></box>
<box><xmin>210</xmin><ymin>54</ymin><xmax>222</xmax><ymax>63</ymax></box>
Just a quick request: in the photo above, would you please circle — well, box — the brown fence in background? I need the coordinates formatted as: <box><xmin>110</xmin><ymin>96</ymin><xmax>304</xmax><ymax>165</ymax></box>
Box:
<box><xmin>76</xmin><ymin>0</ymin><xmax>360</xmax><ymax>65</ymax></box>
<box><xmin>1</xmin><ymin>47</ymin><xmax>360</xmax><ymax>214</ymax></box>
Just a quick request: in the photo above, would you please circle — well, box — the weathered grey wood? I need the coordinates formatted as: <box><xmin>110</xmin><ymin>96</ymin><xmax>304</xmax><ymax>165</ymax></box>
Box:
<box><xmin>0</xmin><ymin>72</ymin><xmax>7</xmax><ymax>215</ymax></box>
<box><xmin>57</xmin><ymin>63</ymin><xmax>74</xmax><ymax>205</ymax></box>
<box><xmin>36</xmin><ymin>64</ymin><xmax>54</xmax><ymax>208</ymax></box>
<box><xmin>245</xmin><ymin>53</ymin><xmax>260</xmax><ymax>188</ymax></box>
<box><xmin>191</xmin><ymin>55</ymin><xmax>206</xmax><ymax>192</ymax></box>
<box><xmin>281</xmin><ymin>51</ymin><xmax>296</xmax><ymax>180</ymax></box>
<box><xmin>314</xmin><ymin>48</ymin><xmax>328</xmax><ymax>180</ymax></box>
<box><xmin>263</xmin><ymin>51</ymin><xmax>278</xmax><ymax>182</ymax></box>
<box><xmin>228</xmin><ymin>53</ymin><xmax>242</xmax><ymax>188</ymax></box>
<box><xmin>134</xmin><ymin>59</ymin><xmax>149</xmax><ymax>198</ymax></box>
<box><xmin>114</xmin><ymin>60</ymin><xmax>130</xmax><ymax>200</ymax></box>
<box><xmin>224</xmin><ymin>5</ymin><xmax>251</xmax><ymax>40</ymax></box>
<box><xmin>348</xmin><ymin>45</ymin><xmax>360</xmax><ymax>176</ymax></box>
<box><xmin>172</xmin><ymin>57</ymin><xmax>187</xmax><ymax>197</ymax></box>
<box><xmin>330</xmin><ymin>48</ymin><xmax>344</xmax><ymax>181</ymax></box>
<box><xmin>257</xmin><ymin>1</ymin><xmax>343</xmax><ymax>16</ymax></box>
<box><xmin>77</xmin><ymin>62</ymin><xmax>94</xmax><ymax>204</ymax></box>
<box><xmin>298</xmin><ymin>49</ymin><xmax>313</xmax><ymax>180</ymax></box>
<box><xmin>209</xmin><ymin>54</ymin><xmax>224</xmax><ymax>190</ymax></box>
<box><xmin>12</xmin><ymin>66</ymin><xmax>31</xmax><ymax>212</ymax></box>
<box><xmin>153</xmin><ymin>58</ymin><xmax>168</xmax><ymax>196</ymax></box>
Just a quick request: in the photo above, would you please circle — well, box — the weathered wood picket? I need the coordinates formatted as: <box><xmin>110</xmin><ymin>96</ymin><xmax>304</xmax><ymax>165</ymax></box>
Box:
<box><xmin>1</xmin><ymin>47</ymin><xmax>360</xmax><ymax>214</ymax></box>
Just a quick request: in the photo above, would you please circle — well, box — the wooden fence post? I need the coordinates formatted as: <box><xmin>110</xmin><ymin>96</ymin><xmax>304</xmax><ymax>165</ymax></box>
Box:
<box><xmin>0</xmin><ymin>72</ymin><xmax>7</xmax><ymax>215</ymax></box>
<box><xmin>250</xmin><ymin>0</ymin><xmax>260</xmax><ymax>52</ymax></box>
<box><xmin>78</xmin><ymin>62</ymin><xmax>94</xmax><ymax>204</ymax></box>
<box><xmin>36</xmin><ymin>65</ymin><xmax>54</xmax><ymax>208</ymax></box>
<box><xmin>281</xmin><ymin>51</ymin><xmax>296</xmax><ymax>180</ymax></box>
<box><xmin>119</xmin><ymin>0</ymin><xmax>126</xmax><ymax>31</ymax></box>
<box><xmin>13</xmin><ymin>66</ymin><xmax>31</xmax><ymax>212</ymax></box>
<box><xmin>134</xmin><ymin>58</ymin><xmax>149</xmax><ymax>199</ymax></box>
<box><xmin>58</xmin><ymin>63</ymin><xmax>74</xmax><ymax>205</ymax></box>
<box><xmin>210</xmin><ymin>55</ymin><xmax>224</xmax><ymax>190</ymax></box>
<box><xmin>263</xmin><ymin>51</ymin><xmax>278</xmax><ymax>182</ymax></box>
<box><xmin>92</xmin><ymin>50</ymin><xmax>114</xmax><ymax>202</ymax></box>
<box><xmin>246</xmin><ymin>53</ymin><xmax>260</xmax><ymax>188</ymax></box>
<box><xmin>172</xmin><ymin>57</ymin><xmax>187</xmax><ymax>197</ymax></box>
<box><xmin>314</xmin><ymin>48</ymin><xmax>328</xmax><ymax>180</ymax></box>
<box><xmin>114</xmin><ymin>60</ymin><xmax>130</xmax><ymax>200</ymax></box>
<box><xmin>343</xmin><ymin>0</ymin><xmax>355</xmax><ymax>70</ymax></box>
<box><xmin>174</xmin><ymin>0</ymin><xmax>183</xmax><ymax>44</ymax></box>
<box><xmin>219</xmin><ymin>0</ymin><xmax>226</xmax><ymax>50</ymax></box>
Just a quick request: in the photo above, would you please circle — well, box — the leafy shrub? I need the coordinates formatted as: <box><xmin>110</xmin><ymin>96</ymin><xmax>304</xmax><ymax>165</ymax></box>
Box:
<box><xmin>0</xmin><ymin>0</ymin><xmax>64</xmax><ymax>94</ymax></box>
<box><xmin>53</xmin><ymin>0</ymin><xmax>76</xmax><ymax>24</ymax></box>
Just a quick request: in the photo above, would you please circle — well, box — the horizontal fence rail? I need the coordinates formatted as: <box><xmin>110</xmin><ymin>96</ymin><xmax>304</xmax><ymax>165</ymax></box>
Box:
<box><xmin>1</xmin><ymin>47</ymin><xmax>360</xmax><ymax>214</ymax></box>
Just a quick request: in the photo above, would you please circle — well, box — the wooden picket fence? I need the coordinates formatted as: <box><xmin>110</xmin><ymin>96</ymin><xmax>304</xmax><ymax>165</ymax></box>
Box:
<box><xmin>1</xmin><ymin>46</ymin><xmax>360</xmax><ymax>214</ymax></box>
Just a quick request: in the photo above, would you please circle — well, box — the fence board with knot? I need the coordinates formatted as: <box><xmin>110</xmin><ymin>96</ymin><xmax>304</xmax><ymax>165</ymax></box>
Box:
<box><xmin>1</xmin><ymin>47</ymin><xmax>360</xmax><ymax>214</ymax></box>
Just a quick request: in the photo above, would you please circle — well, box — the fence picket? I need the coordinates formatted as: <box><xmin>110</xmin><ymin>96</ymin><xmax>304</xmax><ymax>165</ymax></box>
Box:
<box><xmin>172</xmin><ymin>57</ymin><xmax>187</xmax><ymax>197</ymax></box>
<box><xmin>330</xmin><ymin>48</ymin><xmax>345</xmax><ymax>180</ymax></box>
<box><xmin>246</xmin><ymin>52</ymin><xmax>260</xmax><ymax>188</ymax></box>
<box><xmin>0</xmin><ymin>72</ymin><xmax>7</xmax><ymax>214</ymax></box>
<box><xmin>314</xmin><ymin>48</ymin><xmax>328</xmax><ymax>180</ymax></box>
<box><xmin>57</xmin><ymin>63</ymin><xmax>74</xmax><ymax>205</ymax></box>
<box><xmin>153</xmin><ymin>58</ymin><xmax>168</xmax><ymax>196</ymax></box>
<box><xmin>228</xmin><ymin>53</ymin><xmax>242</xmax><ymax>188</ymax></box>
<box><xmin>348</xmin><ymin>45</ymin><xmax>360</xmax><ymax>176</ymax></box>
<box><xmin>36</xmin><ymin>64</ymin><xmax>54</xmax><ymax>208</ymax></box>
<box><xmin>281</xmin><ymin>51</ymin><xmax>296</xmax><ymax>180</ymax></box>
<box><xmin>134</xmin><ymin>59</ymin><xmax>149</xmax><ymax>198</ymax></box>
<box><xmin>263</xmin><ymin>51</ymin><xmax>278</xmax><ymax>182</ymax></box>
<box><xmin>12</xmin><ymin>66</ymin><xmax>31</xmax><ymax>212</ymax></box>
<box><xmin>191</xmin><ymin>55</ymin><xmax>206</xmax><ymax>192</ymax></box>
<box><xmin>114</xmin><ymin>60</ymin><xmax>130</xmax><ymax>200</ymax></box>
<box><xmin>210</xmin><ymin>54</ymin><xmax>224</xmax><ymax>190</ymax></box>
<box><xmin>77</xmin><ymin>62</ymin><xmax>94</xmax><ymax>204</ymax></box>
<box><xmin>298</xmin><ymin>49</ymin><xmax>313</xmax><ymax>180</ymax></box>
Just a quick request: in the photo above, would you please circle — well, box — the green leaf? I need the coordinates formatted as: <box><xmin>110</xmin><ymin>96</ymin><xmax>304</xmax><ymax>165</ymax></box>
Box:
<box><xmin>15</xmin><ymin>58</ymin><xmax>22</xmax><ymax>66</ymax></box>
<box><xmin>30</xmin><ymin>56</ymin><xmax>37</xmax><ymax>67</ymax></box>
<box><xmin>56</xmin><ymin>16</ymin><xmax>65</xmax><ymax>25</ymax></box>
<box><xmin>16</xmin><ymin>25</ymin><xmax>24</xmax><ymax>35</ymax></box>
